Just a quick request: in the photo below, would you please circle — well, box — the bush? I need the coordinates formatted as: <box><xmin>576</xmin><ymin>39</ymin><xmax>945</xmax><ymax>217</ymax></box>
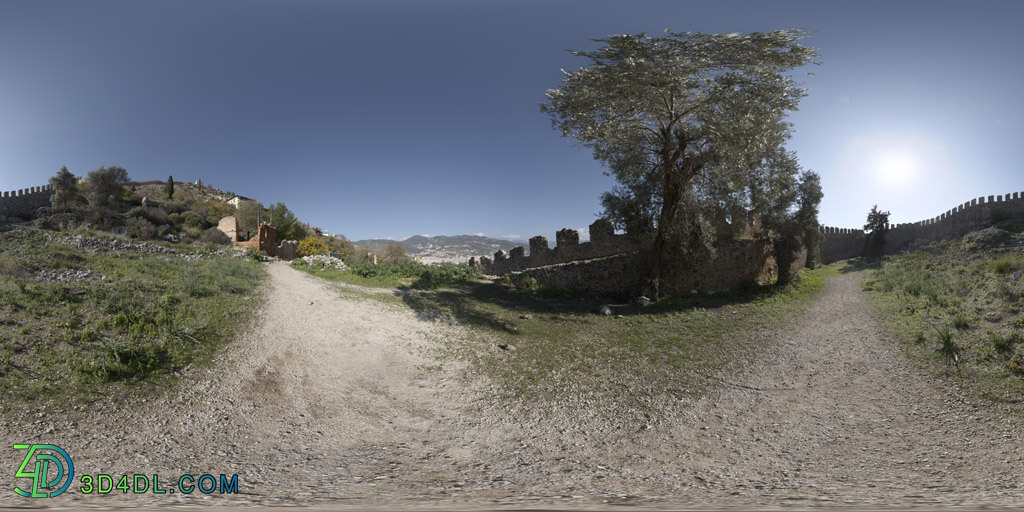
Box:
<box><xmin>518</xmin><ymin>275</ymin><xmax>539</xmax><ymax>291</ymax></box>
<box><xmin>124</xmin><ymin>217</ymin><xmax>156</xmax><ymax>240</ymax></box>
<box><xmin>182</xmin><ymin>211</ymin><xmax>209</xmax><ymax>231</ymax></box>
<box><xmin>413</xmin><ymin>263</ymin><xmax>481</xmax><ymax>289</ymax></box>
<box><xmin>988</xmin><ymin>331</ymin><xmax>1017</xmax><ymax>356</ymax></box>
<box><xmin>127</xmin><ymin>206</ymin><xmax>169</xmax><ymax>226</ymax></box>
<box><xmin>297</xmin><ymin>236</ymin><xmax>329</xmax><ymax>257</ymax></box>
<box><xmin>163</xmin><ymin>201</ymin><xmax>188</xmax><ymax>215</ymax></box>
<box><xmin>1009</xmin><ymin>353</ymin><xmax>1024</xmax><ymax>376</ymax></box>
<box><xmin>83</xmin><ymin>207</ymin><xmax>121</xmax><ymax>230</ymax></box>
<box><xmin>991</xmin><ymin>256</ymin><xmax>1024</xmax><ymax>274</ymax></box>
<box><xmin>199</xmin><ymin>227</ymin><xmax>231</xmax><ymax>245</ymax></box>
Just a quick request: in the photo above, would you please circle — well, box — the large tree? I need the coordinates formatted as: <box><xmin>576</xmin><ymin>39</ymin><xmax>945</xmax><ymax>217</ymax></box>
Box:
<box><xmin>49</xmin><ymin>166</ymin><xmax>82</xmax><ymax>211</ymax></box>
<box><xmin>542</xmin><ymin>30</ymin><xmax>818</xmax><ymax>297</ymax></box>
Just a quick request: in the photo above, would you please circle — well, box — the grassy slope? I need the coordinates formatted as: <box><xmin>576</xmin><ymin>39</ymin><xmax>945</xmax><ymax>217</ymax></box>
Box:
<box><xmin>301</xmin><ymin>257</ymin><xmax>836</xmax><ymax>424</ymax></box>
<box><xmin>862</xmin><ymin>223</ymin><xmax>1024</xmax><ymax>406</ymax></box>
<box><xmin>0</xmin><ymin>227</ymin><xmax>266</xmax><ymax>410</ymax></box>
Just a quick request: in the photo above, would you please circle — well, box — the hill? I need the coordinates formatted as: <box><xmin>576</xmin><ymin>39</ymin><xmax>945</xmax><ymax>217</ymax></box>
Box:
<box><xmin>863</xmin><ymin>220</ymin><xmax>1024</xmax><ymax>403</ymax></box>
<box><xmin>354</xmin><ymin>234</ymin><xmax>525</xmax><ymax>264</ymax></box>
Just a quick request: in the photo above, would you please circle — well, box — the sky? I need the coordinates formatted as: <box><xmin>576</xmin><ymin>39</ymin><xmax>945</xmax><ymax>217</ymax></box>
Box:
<box><xmin>2</xmin><ymin>0</ymin><xmax>1022</xmax><ymax>241</ymax></box>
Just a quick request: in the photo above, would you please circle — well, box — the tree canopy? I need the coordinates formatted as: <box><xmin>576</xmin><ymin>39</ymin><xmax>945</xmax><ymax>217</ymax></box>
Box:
<box><xmin>542</xmin><ymin>29</ymin><xmax>820</xmax><ymax>296</ymax></box>
<box><xmin>863</xmin><ymin>204</ymin><xmax>890</xmax><ymax>256</ymax></box>
<box><xmin>267</xmin><ymin>202</ymin><xmax>306</xmax><ymax>241</ymax></box>
<box><xmin>49</xmin><ymin>166</ymin><xmax>82</xmax><ymax>211</ymax></box>
<box><xmin>84</xmin><ymin>166</ymin><xmax>130</xmax><ymax>207</ymax></box>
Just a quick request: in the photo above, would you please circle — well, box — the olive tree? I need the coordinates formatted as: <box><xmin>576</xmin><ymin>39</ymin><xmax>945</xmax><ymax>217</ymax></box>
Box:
<box><xmin>85</xmin><ymin>166</ymin><xmax>129</xmax><ymax>207</ymax></box>
<box><xmin>542</xmin><ymin>29</ymin><xmax>818</xmax><ymax>297</ymax></box>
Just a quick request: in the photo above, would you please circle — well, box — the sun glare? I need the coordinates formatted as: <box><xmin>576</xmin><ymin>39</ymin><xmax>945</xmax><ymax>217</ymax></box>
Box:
<box><xmin>870</xmin><ymin>149</ymin><xmax>921</xmax><ymax>188</ymax></box>
<box><xmin>876</xmin><ymin>149</ymin><xmax>917</xmax><ymax>184</ymax></box>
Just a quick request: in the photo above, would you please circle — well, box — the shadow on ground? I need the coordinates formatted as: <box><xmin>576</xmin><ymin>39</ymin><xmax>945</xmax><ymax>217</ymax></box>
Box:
<box><xmin>394</xmin><ymin>270</ymin><xmax>823</xmax><ymax>336</ymax></box>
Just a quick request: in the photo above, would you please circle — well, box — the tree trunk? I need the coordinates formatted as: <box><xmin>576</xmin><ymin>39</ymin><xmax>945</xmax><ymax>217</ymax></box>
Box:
<box><xmin>644</xmin><ymin>171</ymin><xmax>680</xmax><ymax>299</ymax></box>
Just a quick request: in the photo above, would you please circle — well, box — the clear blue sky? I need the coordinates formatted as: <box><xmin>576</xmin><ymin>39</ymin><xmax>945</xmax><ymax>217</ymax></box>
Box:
<box><xmin>2</xmin><ymin>0</ymin><xmax>1022</xmax><ymax>240</ymax></box>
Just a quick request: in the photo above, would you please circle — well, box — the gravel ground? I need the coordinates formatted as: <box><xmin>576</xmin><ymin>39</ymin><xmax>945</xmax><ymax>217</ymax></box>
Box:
<box><xmin>2</xmin><ymin>262</ymin><xmax>1023</xmax><ymax>510</ymax></box>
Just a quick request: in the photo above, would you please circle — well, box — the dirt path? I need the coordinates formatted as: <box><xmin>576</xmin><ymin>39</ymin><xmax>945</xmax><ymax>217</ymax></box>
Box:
<box><xmin>3</xmin><ymin>263</ymin><xmax>1024</xmax><ymax>508</ymax></box>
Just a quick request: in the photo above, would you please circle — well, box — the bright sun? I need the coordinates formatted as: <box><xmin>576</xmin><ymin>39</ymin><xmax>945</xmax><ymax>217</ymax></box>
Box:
<box><xmin>871</xmin><ymin>149</ymin><xmax>921</xmax><ymax>188</ymax></box>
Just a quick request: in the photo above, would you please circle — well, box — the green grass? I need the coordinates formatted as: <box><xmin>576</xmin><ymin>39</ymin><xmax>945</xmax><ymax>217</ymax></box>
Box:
<box><xmin>290</xmin><ymin>258</ymin><xmax>481</xmax><ymax>289</ymax></box>
<box><xmin>0</xmin><ymin>226</ymin><xmax>265</xmax><ymax>409</ymax></box>
<box><xmin>393</xmin><ymin>265</ymin><xmax>836</xmax><ymax>421</ymax></box>
<box><xmin>862</xmin><ymin>230</ymin><xmax>1024</xmax><ymax>404</ymax></box>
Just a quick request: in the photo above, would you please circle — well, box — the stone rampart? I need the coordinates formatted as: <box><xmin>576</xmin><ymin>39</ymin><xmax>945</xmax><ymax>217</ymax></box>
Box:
<box><xmin>0</xmin><ymin>185</ymin><xmax>54</xmax><ymax>220</ymax></box>
<box><xmin>471</xmin><ymin>218</ymin><xmax>639</xmax><ymax>275</ymax></box>
<box><xmin>511</xmin><ymin>238</ymin><xmax>786</xmax><ymax>297</ymax></box>
<box><xmin>818</xmin><ymin>190</ymin><xmax>1024</xmax><ymax>264</ymax></box>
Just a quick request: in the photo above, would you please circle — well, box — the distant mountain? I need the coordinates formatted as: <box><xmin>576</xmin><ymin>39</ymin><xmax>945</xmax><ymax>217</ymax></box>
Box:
<box><xmin>354</xmin><ymin>234</ymin><xmax>526</xmax><ymax>264</ymax></box>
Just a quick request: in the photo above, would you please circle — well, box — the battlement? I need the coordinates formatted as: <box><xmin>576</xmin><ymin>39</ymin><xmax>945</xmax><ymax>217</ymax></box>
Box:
<box><xmin>818</xmin><ymin>189</ymin><xmax>1024</xmax><ymax>263</ymax></box>
<box><xmin>469</xmin><ymin>218</ymin><xmax>639</xmax><ymax>275</ymax></box>
<box><xmin>0</xmin><ymin>184</ymin><xmax>54</xmax><ymax>221</ymax></box>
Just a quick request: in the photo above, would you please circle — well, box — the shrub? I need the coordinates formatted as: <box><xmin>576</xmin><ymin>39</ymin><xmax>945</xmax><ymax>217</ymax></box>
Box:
<box><xmin>935</xmin><ymin>325</ymin><xmax>961</xmax><ymax>367</ymax></box>
<box><xmin>499</xmin><ymin>274</ymin><xmax>512</xmax><ymax>287</ymax></box>
<box><xmin>413</xmin><ymin>263</ymin><xmax>481</xmax><ymax>289</ymax></box>
<box><xmin>1009</xmin><ymin>353</ymin><xmax>1024</xmax><ymax>376</ymax></box>
<box><xmin>991</xmin><ymin>256</ymin><xmax>1024</xmax><ymax>274</ymax></box>
<box><xmin>163</xmin><ymin>201</ymin><xmax>188</xmax><ymax>214</ymax></box>
<box><xmin>182</xmin><ymin>211</ymin><xmax>209</xmax><ymax>230</ymax></box>
<box><xmin>988</xmin><ymin>331</ymin><xmax>1014</xmax><ymax>355</ymax></box>
<box><xmin>124</xmin><ymin>217</ymin><xmax>156</xmax><ymax>240</ymax></box>
<box><xmin>518</xmin><ymin>275</ymin><xmax>539</xmax><ymax>291</ymax></box>
<box><xmin>297</xmin><ymin>236</ymin><xmax>329</xmax><ymax>257</ymax></box>
<box><xmin>84</xmin><ymin>207</ymin><xmax>121</xmax><ymax>230</ymax></box>
<box><xmin>0</xmin><ymin>256</ymin><xmax>24</xmax><ymax>277</ymax></box>
<box><xmin>244</xmin><ymin>248</ymin><xmax>268</xmax><ymax>262</ymax></box>
<box><xmin>199</xmin><ymin>227</ymin><xmax>231</xmax><ymax>245</ymax></box>
<box><xmin>950</xmin><ymin>311</ymin><xmax>971</xmax><ymax>330</ymax></box>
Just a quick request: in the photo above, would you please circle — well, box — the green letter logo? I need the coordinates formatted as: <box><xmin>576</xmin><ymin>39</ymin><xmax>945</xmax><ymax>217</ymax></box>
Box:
<box><xmin>13</xmin><ymin>444</ymin><xmax>75</xmax><ymax>498</ymax></box>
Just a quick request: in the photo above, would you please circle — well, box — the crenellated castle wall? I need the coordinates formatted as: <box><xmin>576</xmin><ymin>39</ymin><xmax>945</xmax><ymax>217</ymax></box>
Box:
<box><xmin>0</xmin><ymin>185</ymin><xmax>55</xmax><ymax>221</ymax></box>
<box><xmin>469</xmin><ymin>218</ymin><xmax>640</xmax><ymax>275</ymax></box>
<box><xmin>470</xmin><ymin>217</ymin><xmax>786</xmax><ymax>295</ymax></box>
<box><xmin>818</xmin><ymin>190</ymin><xmax>1024</xmax><ymax>264</ymax></box>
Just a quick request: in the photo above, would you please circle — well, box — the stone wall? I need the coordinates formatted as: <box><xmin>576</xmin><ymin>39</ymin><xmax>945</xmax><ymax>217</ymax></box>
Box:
<box><xmin>818</xmin><ymin>190</ymin><xmax>1024</xmax><ymax>264</ymax></box>
<box><xmin>470</xmin><ymin>219</ymin><xmax>639</xmax><ymax>275</ymax></box>
<box><xmin>478</xmin><ymin>216</ymin><xmax>798</xmax><ymax>295</ymax></box>
<box><xmin>512</xmin><ymin>239</ymin><xmax>789</xmax><ymax>296</ymax></box>
<box><xmin>277</xmin><ymin>240</ymin><xmax>297</xmax><ymax>260</ymax></box>
<box><xmin>237</xmin><ymin>223</ymin><xmax>276</xmax><ymax>256</ymax></box>
<box><xmin>217</xmin><ymin>216</ymin><xmax>239</xmax><ymax>242</ymax></box>
<box><xmin>0</xmin><ymin>185</ymin><xmax>54</xmax><ymax>220</ymax></box>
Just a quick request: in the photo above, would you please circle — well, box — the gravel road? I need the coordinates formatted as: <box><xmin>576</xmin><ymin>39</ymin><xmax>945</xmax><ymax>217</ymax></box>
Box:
<box><xmin>2</xmin><ymin>262</ymin><xmax>1023</xmax><ymax>509</ymax></box>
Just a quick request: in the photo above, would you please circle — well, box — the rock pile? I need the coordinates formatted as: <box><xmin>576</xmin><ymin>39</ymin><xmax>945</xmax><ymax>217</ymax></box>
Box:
<box><xmin>32</xmin><ymin>268</ymin><xmax>106</xmax><ymax>283</ymax></box>
<box><xmin>43</xmin><ymin>232</ymin><xmax>177</xmax><ymax>255</ymax></box>
<box><xmin>301</xmin><ymin>254</ymin><xmax>348</xmax><ymax>270</ymax></box>
<box><xmin>41</xmin><ymin>231</ymin><xmax>247</xmax><ymax>260</ymax></box>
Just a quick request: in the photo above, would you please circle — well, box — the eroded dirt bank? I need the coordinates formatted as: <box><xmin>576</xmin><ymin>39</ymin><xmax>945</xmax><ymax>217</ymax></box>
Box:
<box><xmin>2</xmin><ymin>262</ymin><xmax>1022</xmax><ymax>509</ymax></box>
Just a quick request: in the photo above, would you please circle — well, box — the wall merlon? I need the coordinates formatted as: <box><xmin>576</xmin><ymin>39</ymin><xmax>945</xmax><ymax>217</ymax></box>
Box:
<box><xmin>556</xmin><ymin>228</ymin><xmax>579</xmax><ymax>247</ymax></box>
<box><xmin>589</xmin><ymin>218</ymin><xmax>615</xmax><ymax>246</ymax></box>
